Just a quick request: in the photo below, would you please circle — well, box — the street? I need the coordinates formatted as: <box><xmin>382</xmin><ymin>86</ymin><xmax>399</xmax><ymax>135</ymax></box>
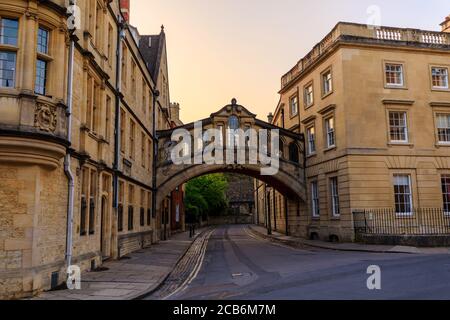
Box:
<box><xmin>167</xmin><ymin>225</ymin><xmax>450</xmax><ymax>300</ymax></box>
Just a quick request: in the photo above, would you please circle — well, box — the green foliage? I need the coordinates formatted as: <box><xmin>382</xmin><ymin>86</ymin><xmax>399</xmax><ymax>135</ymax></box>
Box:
<box><xmin>185</xmin><ymin>174</ymin><xmax>228</xmax><ymax>221</ymax></box>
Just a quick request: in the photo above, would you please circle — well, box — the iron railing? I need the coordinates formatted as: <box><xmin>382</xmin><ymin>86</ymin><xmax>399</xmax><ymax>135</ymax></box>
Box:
<box><xmin>353</xmin><ymin>208</ymin><xmax>450</xmax><ymax>236</ymax></box>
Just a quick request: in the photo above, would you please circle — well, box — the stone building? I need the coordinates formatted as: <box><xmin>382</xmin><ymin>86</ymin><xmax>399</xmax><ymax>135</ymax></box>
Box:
<box><xmin>0</xmin><ymin>0</ymin><xmax>183</xmax><ymax>299</ymax></box>
<box><xmin>256</xmin><ymin>17</ymin><xmax>450</xmax><ymax>242</ymax></box>
<box><xmin>225</xmin><ymin>173</ymin><xmax>255</xmax><ymax>215</ymax></box>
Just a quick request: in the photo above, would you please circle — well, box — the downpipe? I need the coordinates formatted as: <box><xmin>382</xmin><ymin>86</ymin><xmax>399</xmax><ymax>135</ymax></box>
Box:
<box><xmin>64</xmin><ymin>31</ymin><xmax>75</xmax><ymax>268</ymax></box>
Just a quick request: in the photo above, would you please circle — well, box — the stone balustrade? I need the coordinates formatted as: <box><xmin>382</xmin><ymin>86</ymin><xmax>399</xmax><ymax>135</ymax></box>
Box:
<box><xmin>281</xmin><ymin>22</ymin><xmax>450</xmax><ymax>89</ymax></box>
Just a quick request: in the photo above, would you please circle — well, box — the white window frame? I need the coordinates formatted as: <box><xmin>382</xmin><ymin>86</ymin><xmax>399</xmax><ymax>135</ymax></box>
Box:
<box><xmin>306</xmin><ymin>126</ymin><xmax>316</xmax><ymax>155</ymax></box>
<box><xmin>393</xmin><ymin>174</ymin><xmax>413</xmax><ymax>216</ymax></box>
<box><xmin>389</xmin><ymin>111</ymin><xmax>409</xmax><ymax>143</ymax></box>
<box><xmin>322</xmin><ymin>70</ymin><xmax>332</xmax><ymax>96</ymax></box>
<box><xmin>436</xmin><ymin>114</ymin><xmax>450</xmax><ymax>144</ymax></box>
<box><xmin>431</xmin><ymin>67</ymin><xmax>449</xmax><ymax>89</ymax></box>
<box><xmin>325</xmin><ymin>117</ymin><xmax>335</xmax><ymax>148</ymax></box>
<box><xmin>385</xmin><ymin>63</ymin><xmax>404</xmax><ymax>87</ymax></box>
<box><xmin>330</xmin><ymin>177</ymin><xmax>340</xmax><ymax>217</ymax></box>
<box><xmin>304</xmin><ymin>83</ymin><xmax>314</xmax><ymax>107</ymax></box>
<box><xmin>290</xmin><ymin>95</ymin><xmax>298</xmax><ymax>117</ymax></box>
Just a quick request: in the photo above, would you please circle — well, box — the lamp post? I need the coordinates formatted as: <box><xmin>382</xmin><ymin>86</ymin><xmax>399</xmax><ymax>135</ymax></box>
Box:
<box><xmin>266</xmin><ymin>185</ymin><xmax>272</xmax><ymax>235</ymax></box>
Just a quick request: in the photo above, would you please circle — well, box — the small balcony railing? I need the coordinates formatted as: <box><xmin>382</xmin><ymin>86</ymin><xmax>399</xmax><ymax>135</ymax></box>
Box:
<box><xmin>353</xmin><ymin>208</ymin><xmax>450</xmax><ymax>236</ymax></box>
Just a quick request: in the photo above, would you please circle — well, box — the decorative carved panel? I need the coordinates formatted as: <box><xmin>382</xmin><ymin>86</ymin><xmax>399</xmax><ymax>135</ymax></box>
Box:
<box><xmin>34</xmin><ymin>103</ymin><xmax>57</xmax><ymax>133</ymax></box>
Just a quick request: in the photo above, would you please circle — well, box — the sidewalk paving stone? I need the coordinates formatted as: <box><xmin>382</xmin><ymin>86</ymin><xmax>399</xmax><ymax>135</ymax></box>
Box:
<box><xmin>31</xmin><ymin>229</ymin><xmax>207</xmax><ymax>300</ymax></box>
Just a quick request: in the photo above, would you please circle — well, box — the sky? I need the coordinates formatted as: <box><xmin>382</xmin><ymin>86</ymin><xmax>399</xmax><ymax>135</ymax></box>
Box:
<box><xmin>132</xmin><ymin>0</ymin><xmax>449</xmax><ymax>124</ymax></box>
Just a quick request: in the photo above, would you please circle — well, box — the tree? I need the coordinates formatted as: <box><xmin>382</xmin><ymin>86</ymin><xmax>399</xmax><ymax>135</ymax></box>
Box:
<box><xmin>185</xmin><ymin>174</ymin><xmax>228</xmax><ymax>222</ymax></box>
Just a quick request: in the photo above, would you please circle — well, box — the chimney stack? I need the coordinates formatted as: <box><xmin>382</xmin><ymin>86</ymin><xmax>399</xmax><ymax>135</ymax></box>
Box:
<box><xmin>170</xmin><ymin>103</ymin><xmax>181</xmax><ymax>122</ymax></box>
<box><xmin>120</xmin><ymin>0</ymin><xmax>130</xmax><ymax>23</ymax></box>
<box><xmin>267</xmin><ymin>112</ymin><xmax>274</xmax><ymax>124</ymax></box>
<box><xmin>441</xmin><ymin>15</ymin><xmax>450</xmax><ymax>33</ymax></box>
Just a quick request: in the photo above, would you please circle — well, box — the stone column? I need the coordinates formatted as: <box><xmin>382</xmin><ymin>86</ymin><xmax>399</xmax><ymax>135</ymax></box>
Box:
<box><xmin>51</xmin><ymin>26</ymin><xmax>68</xmax><ymax>102</ymax></box>
<box><xmin>20</xmin><ymin>10</ymin><xmax>37</xmax><ymax>94</ymax></box>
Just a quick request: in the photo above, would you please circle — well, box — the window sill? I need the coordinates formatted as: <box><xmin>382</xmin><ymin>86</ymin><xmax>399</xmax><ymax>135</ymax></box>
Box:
<box><xmin>330</xmin><ymin>216</ymin><xmax>341</xmax><ymax>221</ymax></box>
<box><xmin>431</xmin><ymin>87</ymin><xmax>450</xmax><ymax>92</ymax></box>
<box><xmin>388</xmin><ymin>142</ymin><xmax>413</xmax><ymax>148</ymax></box>
<box><xmin>37</xmin><ymin>52</ymin><xmax>53</xmax><ymax>62</ymax></box>
<box><xmin>384</xmin><ymin>85</ymin><xmax>408</xmax><ymax>90</ymax></box>
<box><xmin>290</xmin><ymin>113</ymin><xmax>298</xmax><ymax>119</ymax></box>
<box><xmin>311</xmin><ymin>216</ymin><xmax>320</xmax><ymax>221</ymax></box>
<box><xmin>306</xmin><ymin>153</ymin><xmax>317</xmax><ymax>159</ymax></box>
<box><xmin>321</xmin><ymin>91</ymin><xmax>333</xmax><ymax>99</ymax></box>
<box><xmin>88</xmin><ymin>131</ymin><xmax>103</xmax><ymax>142</ymax></box>
<box><xmin>0</xmin><ymin>44</ymin><xmax>18</xmax><ymax>52</ymax></box>
<box><xmin>324</xmin><ymin>146</ymin><xmax>336</xmax><ymax>153</ymax></box>
<box><xmin>436</xmin><ymin>143</ymin><xmax>450</xmax><ymax>148</ymax></box>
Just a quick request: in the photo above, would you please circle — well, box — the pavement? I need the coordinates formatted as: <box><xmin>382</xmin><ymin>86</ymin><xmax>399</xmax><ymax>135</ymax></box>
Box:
<box><xmin>248</xmin><ymin>225</ymin><xmax>450</xmax><ymax>255</ymax></box>
<box><xmin>173</xmin><ymin>225</ymin><xmax>450</xmax><ymax>300</ymax></box>
<box><xmin>32</xmin><ymin>228</ymin><xmax>208</xmax><ymax>300</ymax></box>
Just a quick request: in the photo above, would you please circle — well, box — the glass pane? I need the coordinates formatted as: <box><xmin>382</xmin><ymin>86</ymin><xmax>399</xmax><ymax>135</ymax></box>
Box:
<box><xmin>0</xmin><ymin>51</ymin><xmax>16</xmax><ymax>87</ymax></box>
<box><xmin>0</xmin><ymin>18</ymin><xmax>19</xmax><ymax>46</ymax></box>
<box><xmin>35</xmin><ymin>59</ymin><xmax>47</xmax><ymax>95</ymax></box>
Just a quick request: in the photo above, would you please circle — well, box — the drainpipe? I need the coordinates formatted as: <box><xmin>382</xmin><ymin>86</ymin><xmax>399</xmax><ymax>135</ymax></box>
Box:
<box><xmin>151</xmin><ymin>90</ymin><xmax>159</xmax><ymax>242</ymax></box>
<box><xmin>64</xmin><ymin>1</ymin><xmax>76</xmax><ymax>269</ymax></box>
<box><xmin>113</xmin><ymin>16</ymin><xmax>125</xmax><ymax>259</ymax></box>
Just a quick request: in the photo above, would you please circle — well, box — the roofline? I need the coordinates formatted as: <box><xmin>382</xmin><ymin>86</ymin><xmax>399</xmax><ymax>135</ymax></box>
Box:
<box><xmin>279</xmin><ymin>35</ymin><xmax>450</xmax><ymax>94</ymax></box>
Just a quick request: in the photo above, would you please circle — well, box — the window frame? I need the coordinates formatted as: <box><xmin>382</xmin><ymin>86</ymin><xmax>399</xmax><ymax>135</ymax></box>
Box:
<box><xmin>304</xmin><ymin>81</ymin><xmax>314</xmax><ymax>109</ymax></box>
<box><xmin>129</xmin><ymin>119</ymin><xmax>136</xmax><ymax>159</ymax></box>
<box><xmin>321</xmin><ymin>67</ymin><xmax>333</xmax><ymax>98</ymax></box>
<box><xmin>141</xmin><ymin>131</ymin><xmax>146</xmax><ymax>168</ymax></box>
<box><xmin>0</xmin><ymin>50</ymin><xmax>17</xmax><ymax>88</ymax></box>
<box><xmin>384</xmin><ymin>61</ymin><xmax>406</xmax><ymax>88</ymax></box>
<box><xmin>306</xmin><ymin>125</ymin><xmax>316</xmax><ymax>156</ymax></box>
<box><xmin>37</xmin><ymin>26</ymin><xmax>49</xmax><ymax>55</ymax></box>
<box><xmin>0</xmin><ymin>16</ymin><xmax>19</xmax><ymax>89</ymax></box>
<box><xmin>430</xmin><ymin>66</ymin><xmax>449</xmax><ymax>90</ymax></box>
<box><xmin>80</xmin><ymin>167</ymin><xmax>97</xmax><ymax>236</ymax></box>
<box><xmin>393</xmin><ymin>174</ymin><xmax>414</xmax><ymax>216</ymax></box>
<box><xmin>0</xmin><ymin>16</ymin><xmax>19</xmax><ymax>46</ymax></box>
<box><xmin>324</xmin><ymin>116</ymin><xmax>336</xmax><ymax>149</ymax></box>
<box><xmin>435</xmin><ymin>113</ymin><xmax>450</xmax><ymax>145</ymax></box>
<box><xmin>329</xmin><ymin>176</ymin><xmax>340</xmax><ymax>217</ymax></box>
<box><xmin>35</xmin><ymin>25</ymin><xmax>52</xmax><ymax>96</ymax></box>
<box><xmin>311</xmin><ymin>180</ymin><xmax>320</xmax><ymax>218</ymax></box>
<box><xmin>441</xmin><ymin>174</ymin><xmax>450</xmax><ymax>216</ymax></box>
<box><xmin>289</xmin><ymin>94</ymin><xmax>299</xmax><ymax>118</ymax></box>
<box><xmin>388</xmin><ymin>110</ymin><xmax>409</xmax><ymax>144</ymax></box>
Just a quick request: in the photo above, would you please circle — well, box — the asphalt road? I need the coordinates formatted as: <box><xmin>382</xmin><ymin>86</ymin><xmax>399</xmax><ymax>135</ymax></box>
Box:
<box><xmin>170</xmin><ymin>225</ymin><xmax>450</xmax><ymax>300</ymax></box>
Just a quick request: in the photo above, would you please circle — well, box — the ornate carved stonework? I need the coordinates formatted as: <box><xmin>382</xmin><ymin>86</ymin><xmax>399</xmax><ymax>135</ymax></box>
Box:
<box><xmin>34</xmin><ymin>103</ymin><xmax>57</xmax><ymax>133</ymax></box>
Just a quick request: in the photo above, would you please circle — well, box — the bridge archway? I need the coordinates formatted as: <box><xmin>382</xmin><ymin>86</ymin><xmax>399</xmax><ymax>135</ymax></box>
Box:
<box><xmin>155</xmin><ymin>99</ymin><xmax>306</xmax><ymax>213</ymax></box>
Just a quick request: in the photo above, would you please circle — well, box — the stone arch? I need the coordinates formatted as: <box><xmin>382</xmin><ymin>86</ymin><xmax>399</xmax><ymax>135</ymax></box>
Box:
<box><xmin>156</xmin><ymin>163</ymin><xmax>305</xmax><ymax>211</ymax></box>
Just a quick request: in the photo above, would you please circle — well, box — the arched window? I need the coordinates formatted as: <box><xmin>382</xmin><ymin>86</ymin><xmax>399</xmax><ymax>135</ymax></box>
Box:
<box><xmin>228</xmin><ymin>116</ymin><xmax>240</xmax><ymax>130</ymax></box>
<box><xmin>289</xmin><ymin>142</ymin><xmax>300</xmax><ymax>163</ymax></box>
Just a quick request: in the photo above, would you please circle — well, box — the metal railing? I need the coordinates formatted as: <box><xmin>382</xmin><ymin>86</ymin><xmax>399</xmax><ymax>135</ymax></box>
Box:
<box><xmin>353</xmin><ymin>208</ymin><xmax>450</xmax><ymax>236</ymax></box>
